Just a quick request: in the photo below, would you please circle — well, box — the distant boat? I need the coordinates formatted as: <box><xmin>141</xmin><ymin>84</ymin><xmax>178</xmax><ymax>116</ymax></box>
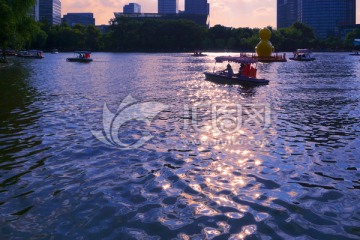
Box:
<box><xmin>350</xmin><ymin>39</ymin><xmax>360</xmax><ymax>56</ymax></box>
<box><xmin>51</xmin><ymin>49</ymin><xmax>59</xmax><ymax>54</ymax></box>
<box><xmin>4</xmin><ymin>49</ymin><xmax>17</xmax><ymax>56</ymax></box>
<box><xmin>67</xmin><ymin>51</ymin><xmax>93</xmax><ymax>62</ymax></box>
<box><xmin>17</xmin><ymin>50</ymin><xmax>44</xmax><ymax>59</ymax></box>
<box><xmin>204</xmin><ymin>56</ymin><xmax>269</xmax><ymax>86</ymax></box>
<box><xmin>191</xmin><ymin>51</ymin><xmax>207</xmax><ymax>57</ymax></box>
<box><xmin>289</xmin><ymin>49</ymin><xmax>315</xmax><ymax>61</ymax></box>
<box><xmin>240</xmin><ymin>52</ymin><xmax>287</xmax><ymax>63</ymax></box>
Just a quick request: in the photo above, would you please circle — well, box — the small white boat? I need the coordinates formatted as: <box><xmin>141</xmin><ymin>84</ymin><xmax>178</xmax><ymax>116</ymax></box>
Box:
<box><xmin>289</xmin><ymin>49</ymin><xmax>315</xmax><ymax>61</ymax></box>
<box><xmin>51</xmin><ymin>49</ymin><xmax>59</xmax><ymax>54</ymax></box>
<box><xmin>204</xmin><ymin>56</ymin><xmax>269</xmax><ymax>86</ymax></box>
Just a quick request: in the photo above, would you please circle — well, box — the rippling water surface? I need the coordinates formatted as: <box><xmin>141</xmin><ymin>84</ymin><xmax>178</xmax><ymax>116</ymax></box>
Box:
<box><xmin>1</xmin><ymin>53</ymin><xmax>360</xmax><ymax>239</ymax></box>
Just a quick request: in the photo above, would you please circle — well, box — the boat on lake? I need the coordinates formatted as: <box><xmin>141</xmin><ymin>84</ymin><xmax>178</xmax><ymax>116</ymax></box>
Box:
<box><xmin>349</xmin><ymin>50</ymin><xmax>359</xmax><ymax>56</ymax></box>
<box><xmin>350</xmin><ymin>39</ymin><xmax>360</xmax><ymax>55</ymax></box>
<box><xmin>17</xmin><ymin>50</ymin><xmax>44</xmax><ymax>59</ymax></box>
<box><xmin>240</xmin><ymin>52</ymin><xmax>287</xmax><ymax>63</ymax></box>
<box><xmin>191</xmin><ymin>50</ymin><xmax>207</xmax><ymax>57</ymax></box>
<box><xmin>2</xmin><ymin>49</ymin><xmax>17</xmax><ymax>56</ymax></box>
<box><xmin>289</xmin><ymin>49</ymin><xmax>315</xmax><ymax>61</ymax></box>
<box><xmin>67</xmin><ymin>51</ymin><xmax>93</xmax><ymax>62</ymax></box>
<box><xmin>204</xmin><ymin>56</ymin><xmax>269</xmax><ymax>86</ymax></box>
<box><xmin>51</xmin><ymin>49</ymin><xmax>59</xmax><ymax>54</ymax></box>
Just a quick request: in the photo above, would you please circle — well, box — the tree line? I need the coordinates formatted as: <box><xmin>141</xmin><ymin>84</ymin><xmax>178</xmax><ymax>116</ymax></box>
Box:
<box><xmin>1</xmin><ymin>1</ymin><xmax>360</xmax><ymax>56</ymax></box>
<box><xmin>18</xmin><ymin>19</ymin><xmax>360</xmax><ymax>53</ymax></box>
<box><xmin>0</xmin><ymin>0</ymin><xmax>40</xmax><ymax>58</ymax></box>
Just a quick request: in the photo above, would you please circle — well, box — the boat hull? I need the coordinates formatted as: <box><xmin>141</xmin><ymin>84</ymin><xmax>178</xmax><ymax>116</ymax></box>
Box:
<box><xmin>253</xmin><ymin>57</ymin><xmax>287</xmax><ymax>63</ymax></box>
<box><xmin>289</xmin><ymin>57</ymin><xmax>315</xmax><ymax>61</ymax></box>
<box><xmin>191</xmin><ymin>54</ymin><xmax>207</xmax><ymax>57</ymax></box>
<box><xmin>204</xmin><ymin>72</ymin><xmax>269</xmax><ymax>86</ymax></box>
<box><xmin>17</xmin><ymin>55</ymin><xmax>44</xmax><ymax>59</ymax></box>
<box><xmin>67</xmin><ymin>58</ymin><xmax>93</xmax><ymax>62</ymax></box>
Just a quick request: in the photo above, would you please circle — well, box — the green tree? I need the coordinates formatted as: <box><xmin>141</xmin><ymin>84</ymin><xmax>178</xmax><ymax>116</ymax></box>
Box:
<box><xmin>15</xmin><ymin>16</ymin><xmax>42</xmax><ymax>49</ymax></box>
<box><xmin>106</xmin><ymin>18</ymin><xmax>206</xmax><ymax>52</ymax></box>
<box><xmin>57</xmin><ymin>26</ymin><xmax>85</xmax><ymax>51</ymax></box>
<box><xmin>278</xmin><ymin>22</ymin><xmax>316</xmax><ymax>51</ymax></box>
<box><xmin>0</xmin><ymin>0</ymin><xmax>38</xmax><ymax>58</ymax></box>
<box><xmin>270</xmin><ymin>29</ymin><xmax>285</xmax><ymax>51</ymax></box>
<box><xmin>345</xmin><ymin>28</ymin><xmax>360</xmax><ymax>49</ymax></box>
<box><xmin>85</xmin><ymin>25</ymin><xmax>102</xmax><ymax>51</ymax></box>
<box><xmin>0</xmin><ymin>0</ymin><xmax>15</xmax><ymax>59</ymax></box>
<box><xmin>291</xmin><ymin>22</ymin><xmax>315</xmax><ymax>40</ymax></box>
<box><xmin>319</xmin><ymin>37</ymin><xmax>343</xmax><ymax>50</ymax></box>
<box><xmin>31</xmin><ymin>27</ymin><xmax>48</xmax><ymax>49</ymax></box>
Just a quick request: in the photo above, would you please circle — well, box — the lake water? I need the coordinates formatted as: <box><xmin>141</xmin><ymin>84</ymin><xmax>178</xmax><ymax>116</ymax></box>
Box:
<box><xmin>0</xmin><ymin>53</ymin><xmax>360</xmax><ymax>239</ymax></box>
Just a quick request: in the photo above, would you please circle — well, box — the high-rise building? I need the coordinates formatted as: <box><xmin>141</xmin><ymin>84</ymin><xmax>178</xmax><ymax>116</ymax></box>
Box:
<box><xmin>39</xmin><ymin>0</ymin><xmax>61</xmax><ymax>25</ymax></box>
<box><xmin>184</xmin><ymin>0</ymin><xmax>209</xmax><ymax>15</ymax></box>
<box><xmin>115</xmin><ymin>0</ymin><xmax>209</xmax><ymax>27</ymax></box>
<box><xmin>62</xmin><ymin>13</ymin><xmax>95</xmax><ymax>27</ymax></box>
<box><xmin>277</xmin><ymin>0</ymin><xmax>356</xmax><ymax>38</ymax></box>
<box><xmin>158</xmin><ymin>0</ymin><xmax>178</xmax><ymax>14</ymax></box>
<box><xmin>277</xmin><ymin>0</ymin><xmax>298</xmax><ymax>29</ymax></box>
<box><xmin>29</xmin><ymin>0</ymin><xmax>40</xmax><ymax>21</ymax></box>
<box><xmin>123</xmin><ymin>3</ymin><xmax>141</xmax><ymax>14</ymax></box>
<box><xmin>298</xmin><ymin>0</ymin><xmax>356</xmax><ymax>38</ymax></box>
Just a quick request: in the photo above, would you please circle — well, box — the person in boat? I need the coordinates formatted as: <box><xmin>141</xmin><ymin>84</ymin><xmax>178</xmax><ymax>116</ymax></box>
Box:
<box><xmin>236</xmin><ymin>63</ymin><xmax>245</xmax><ymax>77</ymax></box>
<box><xmin>222</xmin><ymin>63</ymin><xmax>234</xmax><ymax>77</ymax></box>
<box><xmin>242</xmin><ymin>64</ymin><xmax>251</xmax><ymax>77</ymax></box>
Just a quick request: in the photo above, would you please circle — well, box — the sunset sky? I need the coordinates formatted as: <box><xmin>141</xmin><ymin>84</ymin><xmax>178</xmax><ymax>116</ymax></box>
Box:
<box><xmin>63</xmin><ymin>0</ymin><xmax>360</xmax><ymax>28</ymax></box>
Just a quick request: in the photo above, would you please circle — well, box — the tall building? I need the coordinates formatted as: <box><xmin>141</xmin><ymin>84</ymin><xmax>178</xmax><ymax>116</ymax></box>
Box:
<box><xmin>184</xmin><ymin>0</ymin><xmax>209</xmax><ymax>15</ymax></box>
<box><xmin>277</xmin><ymin>0</ymin><xmax>298</xmax><ymax>29</ymax></box>
<box><xmin>39</xmin><ymin>0</ymin><xmax>61</xmax><ymax>25</ymax></box>
<box><xmin>298</xmin><ymin>0</ymin><xmax>356</xmax><ymax>38</ymax></box>
<box><xmin>158</xmin><ymin>0</ymin><xmax>178</xmax><ymax>14</ymax></box>
<box><xmin>123</xmin><ymin>3</ymin><xmax>141</xmax><ymax>14</ymax></box>
<box><xmin>62</xmin><ymin>13</ymin><xmax>95</xmax><ymax>27</ymax></box>
<box><xmin>115</xmin><ymin>0</ymin><xmax>209</xmax><ymax>27</ymax></box>
<box><xmin>277</xmin><ymin>0</ymin><xmax>356</xmax><ymax>38</ymax></box>
<box><xmin>29</xmin><ymin>0</ymin><xmax>40</xmax><ymax>21</ymax></box>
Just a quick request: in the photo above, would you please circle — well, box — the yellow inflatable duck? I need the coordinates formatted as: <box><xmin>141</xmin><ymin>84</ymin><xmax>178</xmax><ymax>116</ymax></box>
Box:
<box><xmin>255</xmin><ymin>28</ymin><xmax>274</xmax><ymax>57</ymax></box>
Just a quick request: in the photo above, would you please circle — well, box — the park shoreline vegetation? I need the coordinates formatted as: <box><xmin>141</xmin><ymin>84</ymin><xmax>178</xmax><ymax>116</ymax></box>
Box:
<box><xmin>28</xmin><ymin>19</ymin><xmax>360</xmax><ymax>53</ymax></box>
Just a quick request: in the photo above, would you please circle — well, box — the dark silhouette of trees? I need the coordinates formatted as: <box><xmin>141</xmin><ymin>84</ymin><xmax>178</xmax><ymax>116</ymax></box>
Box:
<box><xmin>104</xmin><ymin>18</ymin><xmax>207</xmax><ymax>52</ymax></box>
<box><xmin>0</xmin><ymin>0</ymin><xmax>42</xmax><ymax>59</ymax></box>
<box><xmin>3</xmin><ymin>12</ymin><xmax>357</xmax><ymax>53</ymax></box>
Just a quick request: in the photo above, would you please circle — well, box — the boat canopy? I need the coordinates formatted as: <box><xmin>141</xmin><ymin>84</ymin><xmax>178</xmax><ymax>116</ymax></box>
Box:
<box><xmin>294</xmin><ymin>49</ymin><xmax>312</xmax><ymax>54</ymax></box>
<box><xmin>354</xmin><ymin>39</ymin><xmax>360</xmax><ymax>46</ymax></box>
<box><xmin>215</xmin><ymin>56</ymin><xmax>257</xmax><ymax>64</ymax></box>
<box><xmin>74</xmin><ymin>51</ymin><xmax>91</xmax><ymax>54</ymax></box>
<box><xmin>29</xmin><ymin>50</ymin><xmax>43</xmax><ymax>53</ymax></box>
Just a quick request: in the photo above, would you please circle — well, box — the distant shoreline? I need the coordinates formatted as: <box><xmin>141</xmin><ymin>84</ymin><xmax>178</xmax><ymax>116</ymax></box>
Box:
<box><xmin>39</xmin><ymin>50</ymin><xmax>355</xmax><ymax>54</ymax></box>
